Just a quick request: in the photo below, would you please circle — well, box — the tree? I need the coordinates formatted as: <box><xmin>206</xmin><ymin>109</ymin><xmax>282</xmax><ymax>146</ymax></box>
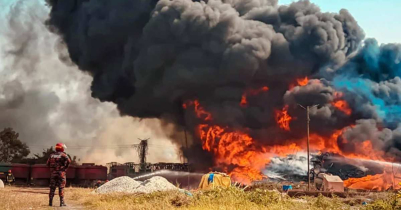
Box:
<box><xmin>21</xmin><ymin>146</ymin><xmax>80</xmax><ymax>165</ymax></box>
<box><xmin>30</xmin><ymin>146</ymin><xmax>56</xmax><ymax>164</ymax></box>
<box><xmin>0</xmin><ymin>128</ymin><xmax>30</xmax><ymax>163</ymax></box>
<box><xmin>68</xmin><ymin>154</ymin><xmax>80</xmax><ymax>166</ymax></box>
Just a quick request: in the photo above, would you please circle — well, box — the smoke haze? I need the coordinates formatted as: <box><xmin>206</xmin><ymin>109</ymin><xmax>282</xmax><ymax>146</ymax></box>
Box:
<box><xmin>0</xmin><ymin>0</ymin><xmax>181</xmax><ymax>164</ymax></box>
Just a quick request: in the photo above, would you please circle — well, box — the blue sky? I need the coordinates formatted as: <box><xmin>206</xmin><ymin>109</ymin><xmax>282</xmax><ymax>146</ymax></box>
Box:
<box><xmin>279</xmin><ymin>0</ymin><xmax>401</xmax><ymax>44</ymax></box>
<box><xmin>0</xmin><ymin>0</ymin><xmax>399</xmax><ymax>44</ymax></box>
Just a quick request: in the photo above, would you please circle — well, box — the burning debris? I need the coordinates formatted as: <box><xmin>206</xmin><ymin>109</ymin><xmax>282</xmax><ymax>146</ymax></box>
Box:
<box><xmin>312</xmin><ymin>152</ymin><xmax>401</xmax><ymax>191</ymax></box>
<box><xmin>263</xmin><ymin>153</ymin><xmax>308</xmax><ymax>182</ymax></box>
<box><xmin>45</xmin><ymin>0</ymin><xmax>401</xmax><ymax>189</ymax></box>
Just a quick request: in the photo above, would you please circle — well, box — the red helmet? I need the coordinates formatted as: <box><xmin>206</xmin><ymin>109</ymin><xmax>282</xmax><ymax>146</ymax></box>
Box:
<box><xmin>8</xmin><ymin>170</ymin><xmax>11</xmax><ymax>173</ymax></box>
<box><xmin>55</xmin><ymin>143</ymin><xmax>67</xmax><ymax>152</ymax></box>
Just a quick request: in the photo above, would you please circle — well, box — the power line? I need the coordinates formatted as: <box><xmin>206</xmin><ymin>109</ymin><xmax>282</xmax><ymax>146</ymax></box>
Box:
<box><xmin>298</xmin><ymin>103</ymin><xmax>319</xmax><ymax>192</ymax></box>
<box><xmin>26</xmin><ymin>144</ymin><xmax>178</xmax><ymax>150</ymax></box>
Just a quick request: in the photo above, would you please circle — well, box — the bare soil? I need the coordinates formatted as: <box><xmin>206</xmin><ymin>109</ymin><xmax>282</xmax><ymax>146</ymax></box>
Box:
<box><xmin>1</xmin><ymin>186</ymin><xmax>84</xmax><ymax>210</ymax></box>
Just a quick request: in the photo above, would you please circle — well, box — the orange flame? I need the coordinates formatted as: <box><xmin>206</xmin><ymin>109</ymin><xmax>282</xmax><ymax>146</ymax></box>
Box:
<box><xmin>248</xmin><ymin>86</ymin><xmax>269</xmax><ymax>95</ymax></box>
<box><xmin>275</xmin><ymin>105</ymin><xmax>292</xmax><ymax>131</ymax></box>
<box><xmin>297</xmin><ymin>77</ymin><xmax>309</xmax><ymax>86</ymax></box>
<box><xmin>198</xmin><ymin>124</ymin><xmax>269</xmax><ymax>183</ymax></box>
<box><xmin>344</xmin><ymin>166</ymin><xmax>401</xmax><ymax>191</ymax></box>
<box><xmin>184</xmin><ymin>99</ymin><xmax>392</xmax><ymax>188</ymax></box>
<box><xmin>240</xmin><ymin>86</ymin><xmax>269</xmax><ymax>107</ymax></box>
<box><xmin>309</xmin><ymin>130</ymin><xmax>387</xmax><ymax>162</ymax></box>
<box><xmin>289</xmin><ymin>77</ymin><xmax>309</xmax><ymax>90</ymax></box>
<box><xmin>188</xmin><ymin>100</ymin><xmax>301</xmax><ymax>184</ymax></box>
<box><xmin>332</xmin><ymin>100</ymin><xmax>352</xmax><ymax>115</ymax></box>
<box><xmin>331</xmin><ymin>92</ymin><xmax>352</xmax><ymax>115</ymax></box>
<box><xmin>198</xmin><ymin>123</ymin><xmax>308</xmax><ymax>184</ymax></box>
<box><xmin>240</xmin><ymin>95</ymin><xmax>247</xmax><ymax>107</ymax></box>
<box><xmin>184</xmin><ymin>100</ymin><xmax>212</xmax><ymax>121</ymax></box>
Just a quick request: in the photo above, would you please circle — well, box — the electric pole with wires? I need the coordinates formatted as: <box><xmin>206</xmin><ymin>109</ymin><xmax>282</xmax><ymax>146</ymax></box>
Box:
<box><xmin>135</xmin><ymin>138</ymin><xmax>149</xmax><ymax>172</ymax></box>
<box><xmin>298</xmin><ymin>104</ymin><xmax>318</xmax><ymax>192</ymax></box>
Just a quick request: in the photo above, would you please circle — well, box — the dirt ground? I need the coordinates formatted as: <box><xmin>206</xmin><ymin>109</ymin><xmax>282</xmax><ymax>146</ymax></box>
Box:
<box><xmin>0</xmin><ymin>185</ymin><xmax>398</xmax><ymax>210</ymax></box>
<box><xmin>0</xmin><ymin>186</ymin><xmax>85</xmax><ymax>210</ymax></box>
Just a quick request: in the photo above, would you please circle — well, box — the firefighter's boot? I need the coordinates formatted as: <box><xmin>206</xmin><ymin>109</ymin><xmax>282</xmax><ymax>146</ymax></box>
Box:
<box><xmin>49</xmin><ymin>197</ymin><xmax>53</xmax><ymax>207</ymax></box>
<box><xmin>60</xmin><ymin>197</ymin><xmax>67</xmax><ymax>207</ymax></box>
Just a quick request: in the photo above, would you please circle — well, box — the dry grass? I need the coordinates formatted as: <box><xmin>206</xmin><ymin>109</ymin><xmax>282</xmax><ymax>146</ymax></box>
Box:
<box><xmin>1</xmin><ymin>186</ymin><xmax>401</xmax><ymax>210</ymax></box>
<box><xmin>68</xmin><ymin>187</ymin><xmax>358</xmax><ymax>210</ymax></box>
<box><xmin>0</xmin><ymin>187</ymin><xmax>52</xmax><ymax>210</ymax></box>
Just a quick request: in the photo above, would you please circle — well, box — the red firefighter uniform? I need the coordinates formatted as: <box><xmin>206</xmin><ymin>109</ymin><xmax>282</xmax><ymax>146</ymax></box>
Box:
<box><xmin>46</xmin><ymin>143</ymin><xmax>71</xmax><ymax>207</ymax></box>
<box><xmin>6</xmin><ymin>170</ymin><xmax>15</xmax><ymax>185</ymax></box>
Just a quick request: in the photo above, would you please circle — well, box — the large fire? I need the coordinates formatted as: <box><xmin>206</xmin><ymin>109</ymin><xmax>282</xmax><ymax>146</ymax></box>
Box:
<box><xmin>183</xmin><ymin>80</ymin><xmax>395</xmax><ymax>190</ymax></box>
<box><xmin>198</xmin><ymin>124</ymin><xmax>269</xmax><ymax>183</ymax></box>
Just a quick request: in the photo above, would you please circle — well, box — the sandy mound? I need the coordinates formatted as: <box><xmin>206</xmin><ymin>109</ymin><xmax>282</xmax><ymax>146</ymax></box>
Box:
<box><xmin>95</xmin><ymin>176</ymin><xmax>141</xmax><ymax>194</ymax></box>
<box><xmin>134</xmin><ymin>176</ymin><xmax>178</xmax><ymax>194</ymax></box>
<box><xmin>95</xmin><ymin>176</ymin><xmax>178</xmax><ymax>194</ymax></box>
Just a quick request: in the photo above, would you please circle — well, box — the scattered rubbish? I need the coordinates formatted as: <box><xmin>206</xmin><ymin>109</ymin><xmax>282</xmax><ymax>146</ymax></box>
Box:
<box><xmin>282</xmin><ymin>185</ymin><xmax>292</xmax><ymax>192</ymax></box>
<box><xmin>179</xmin><ymin>189</ymin><xmax>193</xmax><ymax>197</ymax></box>
<box><xmin>292</xmin><ymin>198</ymin><xmax>307</xmax><ymax>203</ymax></box>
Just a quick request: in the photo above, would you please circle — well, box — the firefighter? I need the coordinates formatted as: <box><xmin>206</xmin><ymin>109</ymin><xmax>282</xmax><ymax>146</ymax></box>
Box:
<box><xmin>6</xmin><ymin>170</ymin><xmax>15</xmax><ymax>186</ymax></box>
<box><xmin>46</xmin><ymin>143</ymin><xmax>71</xmax><ymax>207</ymax></box>
<box><xmin>95</xmin><ymin>180</ymin><xmax>102</xmax><ymax>188</ymax></box>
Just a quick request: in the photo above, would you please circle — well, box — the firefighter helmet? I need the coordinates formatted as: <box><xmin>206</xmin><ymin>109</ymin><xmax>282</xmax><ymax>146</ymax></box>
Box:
<box><xmin>55</xmin><ymin>143</ymin><xmax>67</xmax><ymax>152</ymax></box>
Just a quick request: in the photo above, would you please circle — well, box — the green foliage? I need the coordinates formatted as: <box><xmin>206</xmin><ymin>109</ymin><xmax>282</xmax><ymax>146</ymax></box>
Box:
<box><xmin>0</xmin><ymin>128</ymin><xmax>30</xmax><ymax>163</ymax></box>
<box><xmin>312</xmin><ymin>194</ymin><xmax>345</xmax><ymax>210</ymax></box>
<box><xmin>364</xmin><ymin>193</ymin><xmax>401</xmax><ymax>210</ymax></box>
<box><xmin>21</xmin><ymin>146</ymin><xmax>80</xmax><ymax>165</ymax></box>
<box><xmin>68</xmin><ymin>154</ymin><xmax>80</xmax><ymax>166</ymax></box>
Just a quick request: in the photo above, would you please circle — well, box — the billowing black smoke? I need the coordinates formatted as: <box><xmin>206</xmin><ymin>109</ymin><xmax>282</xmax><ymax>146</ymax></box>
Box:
<box><xmin>45</xmin><ymin>0</ymin><xmax>401</xmax><ymax>169</ymax></box>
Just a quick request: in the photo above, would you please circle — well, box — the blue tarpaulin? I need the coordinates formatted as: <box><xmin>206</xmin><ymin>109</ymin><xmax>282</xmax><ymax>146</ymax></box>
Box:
<box><xmin>282</xmin><ymin>185</ymin><xmax>292</xmax><ymax>191</ymax></box>
<box><xmin>208</xmin><ymin>173</ymin><xmax>214</xmax><ymax>183</ymax></box>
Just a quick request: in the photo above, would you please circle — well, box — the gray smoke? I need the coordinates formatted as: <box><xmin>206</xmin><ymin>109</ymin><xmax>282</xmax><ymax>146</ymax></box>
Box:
<box><xmin>0</xmin><ymin>0</ymin><xmax>180</xmax><ymax>164</ymax></box>
<box><xmin>263</xmin><ymin>152</ymin><xmax>308</xmax><ymax>181</ymax></box>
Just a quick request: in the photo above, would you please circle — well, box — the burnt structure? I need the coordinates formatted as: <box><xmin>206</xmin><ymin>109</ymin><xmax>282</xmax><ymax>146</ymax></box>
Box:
<box><xmin>311</xmin><ymin>153</ymin><xmax>386</xmax><ymax>181</ymax></box>
<box><xmin>107</xmin><ymin>162</ymin><xmax>190</xmax><ymax>179</ymax></box>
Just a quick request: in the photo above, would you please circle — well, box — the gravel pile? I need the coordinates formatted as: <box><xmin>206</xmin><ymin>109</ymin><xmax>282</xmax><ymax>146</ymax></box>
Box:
<box><xmin>95</xmin><ymin>176</ymin><xmax>178</xmax><ymax>194</ymax></box>
<box><xmin>95</xmin><ymin>176</ymin><xmax>140</xmax><ymax>194</ymax></box>
<box><xmin>134</xmin><ymin>176</ymin><xmax>178</xmax><ymax>194</ymax></box>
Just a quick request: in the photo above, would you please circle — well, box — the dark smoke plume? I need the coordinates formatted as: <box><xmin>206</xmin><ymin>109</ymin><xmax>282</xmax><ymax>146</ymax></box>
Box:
<box><xmin>45</xmin><ymin>0</ymin><xmax>401</xmax><ymax>170</ymax></box>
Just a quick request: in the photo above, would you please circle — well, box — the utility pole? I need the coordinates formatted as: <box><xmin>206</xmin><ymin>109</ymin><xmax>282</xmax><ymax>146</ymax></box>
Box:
<box><xmin>392</xmin><ymin>163</ymin><xmax>395</xmax><ymax>190</ymax></box>
<box><xmin>298</xmin><ymin>104</ymin><xmax>318</xmax><ymax>192</ymax></box>
<box><xmin>181</xmin><ymin>100</ymin><xmax>190</xmax><ymax>190</ymax></box>
<box><xmin>136</xmin><ymin>138</ymin><xmax>149</xmax><ymax>172</ymax></box>
<box><xmin>184</xmin><ymin>128</ymin><xmax>190</xmax><ymax>189</ymax></box>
